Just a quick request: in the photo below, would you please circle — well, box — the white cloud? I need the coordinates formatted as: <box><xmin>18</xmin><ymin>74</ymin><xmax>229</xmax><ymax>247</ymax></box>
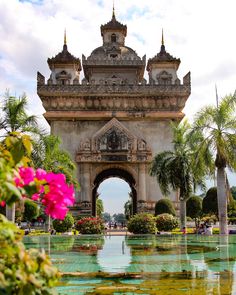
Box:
<box><xmin>0</xmin><ymin>0</ymin><xmax>236</xmax><ymax>202</ymax></box>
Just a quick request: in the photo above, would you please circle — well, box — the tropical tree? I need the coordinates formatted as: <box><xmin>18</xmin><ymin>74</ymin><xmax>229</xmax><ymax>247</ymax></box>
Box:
<box><xmin>124</xmin><ymin>195</ymin><xmax>133</xmax><ymax>220</ymax></box>
<box><xmin>0</xmin><ymin>92</ymin><xmax>39</xmax><ymax>136</ymax></box>
<box><xmin>0</xmin><ymin>93</ymin><xmax>40</xmax><ymax>222</ymax></box>
<box><xmin>113</xmin><ymin>213</ymin><xmax>126</xmax><ymax>224</ymax></box>
<box><xmin>96</xmin><ymin>198</ymin><xmax>104</xmax><ymax>218</ymax></box>
<box><xmin>32</xmin><ymin>134</ymin><xmax>78</xmax><ymax>186</ymax></box>
<box><xmin>231</xmin><ymin>186</ymin><xmax>236</xmax><ymax>201</ymax></box>
<box><xmin>192</xmin><ymin>93</ymin><xmax>236</xmax><ymax>234</ymax></box>
<box><xmin>150</xmin><ymin>119</ymin><xmax>209</xmax><ymax>230</ymax></box>
<box><xmin>103</xmin><ymin>212</ymin><xmax>111</xmax><ymax>223</ymax></box>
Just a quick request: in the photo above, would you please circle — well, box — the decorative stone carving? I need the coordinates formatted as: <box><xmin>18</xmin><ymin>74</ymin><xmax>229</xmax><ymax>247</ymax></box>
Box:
<box><xmin>183</xmin><ymin>72</ymin><xmax>191</xmax><ymax>86</ymax></box>
<box><xmin>175</xmin><ymin>78</ymin><xmax>180</xmax><ymax>85</ymax></box>
<box><xmin>80</xmin><ymin>139</ymin><xmax>91</xmax><ymax>151</ymax></box>
<box><xmin>82</xmin><ymin>78</ymin><xmax>88</xmax><ymax>85</ymax></box>
<box><xmin>138</xmin><ymin>139</ymin><xmax>146</xmax><ymax>151</ymax></box>
<box><xmin>157</xmin><ymin>70</ymin><xmax>172</xmax><ymax>85</ymax></box>
<box><xmin>76</xmin><ymin>118</ymin><xmax>152</xmax><ymax>163</ymax></box>
<box><xmin>73</xmin><ymin>78</ymin><xmax>79</xmax><ymax>85</ymax></box>
<box><xmin>37</xmin><ymin>71</ymin><xmax>45</xmax><ymax>85</ymax></box>
<box><xmin>92</xmin><ymin>118</ymin><xmax>136</xmax><ymax>150</ymax></box>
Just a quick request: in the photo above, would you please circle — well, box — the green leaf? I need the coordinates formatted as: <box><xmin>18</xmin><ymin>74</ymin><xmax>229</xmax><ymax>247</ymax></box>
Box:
<box><xmin>5</xmin><ymin>182</ymin><xmax>22</xmax><ymax>199</ymax></box>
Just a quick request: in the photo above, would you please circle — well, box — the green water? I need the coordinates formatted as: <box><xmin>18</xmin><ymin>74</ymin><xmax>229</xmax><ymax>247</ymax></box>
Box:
<box><xmin>24</xmin><ymin>235</ymin><xmax>236</xmax><ymax>294</ymax></box>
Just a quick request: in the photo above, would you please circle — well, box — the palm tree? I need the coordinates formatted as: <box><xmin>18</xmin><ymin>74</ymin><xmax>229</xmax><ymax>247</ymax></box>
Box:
<box><xmin>150</xmin><ymin>119</ymin><xmax>209</xmax><ymax>230</ymax></box>
<box><xmin>192</xmin><ymin>93</ymin><xmax>236</xmax><ymax>234</ymax></box>
<box><xmin>0</xmin><ymin>92</ymin><xmax>39</xmax><ymax>136</ymax></box>
<box><xmin>0</xmin><ymin>93</ymin><xmax>40</xmax><ymax>223</ymax></box>
<box><xmin>32</xmin><ymin>134</ymin><xmax>78</xmax><ymax>187</ymax></box>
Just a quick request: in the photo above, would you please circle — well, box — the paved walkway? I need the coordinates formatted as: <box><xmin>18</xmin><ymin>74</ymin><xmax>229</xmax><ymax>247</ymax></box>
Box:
<box><xmin>105</xmin><ymin>229</ymin><xmax>131</xmax><ymax>236</ymax></box>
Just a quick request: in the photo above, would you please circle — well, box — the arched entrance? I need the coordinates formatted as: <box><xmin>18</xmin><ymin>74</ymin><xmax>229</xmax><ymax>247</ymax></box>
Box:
<box><xmin>92</xmin><ymin>167</ymin><xmax>137</xmax><ymax>216</ymax></box>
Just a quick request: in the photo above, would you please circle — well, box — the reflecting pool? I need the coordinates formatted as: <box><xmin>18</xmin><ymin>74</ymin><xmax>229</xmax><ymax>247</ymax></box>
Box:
<box><xmin>24</xmin><ymin>235</ymin><xmax>236</xmax><ymax>294</ymax></box>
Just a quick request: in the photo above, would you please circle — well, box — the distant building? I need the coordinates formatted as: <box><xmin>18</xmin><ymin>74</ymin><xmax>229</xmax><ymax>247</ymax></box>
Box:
<box><xmin>37</xmin><ymin>7</ymin><xmax>191</xmax><ymax>216</ymax></box>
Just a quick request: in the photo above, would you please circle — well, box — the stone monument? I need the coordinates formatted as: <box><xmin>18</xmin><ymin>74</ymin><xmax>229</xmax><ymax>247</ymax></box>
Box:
<box><xmin>37</xmin><ymin>8</ymin><xmax>191</xmax><ymax>216</ymax></box>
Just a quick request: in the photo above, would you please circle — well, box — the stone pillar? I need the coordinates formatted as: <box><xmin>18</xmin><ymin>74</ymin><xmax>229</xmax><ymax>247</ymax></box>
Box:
<box><xmin>138</xmin><ymin>163</ymin><xmax>146</xmax><ymax>201</ymax></box>
<box><xmin>6</xmin><ymin>204</ymin><xmax>15</xmax><ymax>223</ymax></box>
<box><xmin>83</xmin><ymin>163</ymin><xmax>91</xmax><ymax>202</ymax></box>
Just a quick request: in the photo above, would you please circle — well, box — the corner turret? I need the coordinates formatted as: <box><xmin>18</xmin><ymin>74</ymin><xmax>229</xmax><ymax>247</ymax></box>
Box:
<box><xmin>147</xmin><ymin>30</ymin><xmax>181</xmax><ymax>85</ymax></box>
<box><xmin>47</xmin><ymin>30</ymin><xmax>82</xmax><ymax>85</ymax></box>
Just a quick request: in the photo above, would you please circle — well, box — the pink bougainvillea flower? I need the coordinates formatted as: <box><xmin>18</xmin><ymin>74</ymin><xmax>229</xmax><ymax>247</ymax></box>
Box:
<box><xmin>31</xmin><ymin>193</ymin><xmax>40</xmax><ymax>201</ymax></box>
<box><xmin>15</xmin><ymin>166</ymin><xmax>75</xmax><ymax>220</ymax></box>
<box><xmin>19</xmin><ymin>167</ymin><xmax>35</xmax><ymax>185</ymax></box>
<box><xmin>0</xmin><ymin>201</ymin><xmax>6</xmax><ymax>207</ymax></box>
<box><xmin>45</xmin><ymin>203</ymin><xmax>68</xmax><ymax>220</ymax></box>
<box><xmin>14</xmin><ymin>176</ymin><xmax>23</xmax><ymax>187</ymax></box>
<box><xmin>35</xmin><ymin>168</ymin><xmax>47</xmax><ymax>180</ymax></box>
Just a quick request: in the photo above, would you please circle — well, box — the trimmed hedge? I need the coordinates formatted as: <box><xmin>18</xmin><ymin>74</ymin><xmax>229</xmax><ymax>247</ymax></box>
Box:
<box><xmin>75</xmin><ymin>217</ymin><xmax>104</xmax><ymax>234</ymax></box>
<box><xmin>53</xmin><ymin>213</ymin><xmax>74</xmax><ymax>233</ymax></box>
<box><xmin>186</xmin><ymin>196</ymin><xmax>202</xmax><ymax>219</ymax></box>
<box><xmin>156</xmin><ymin>213</ymin><xmax>179</xmax><ymax>231</ymax></box>
<box><xmin>23</xmin><ymin>199</ymin><xmax>39</xmax><ymax>222</ymax></box>
<box><xmin>127</xmin><ymin>213</ymin><xmax>156</xmax><ymax>234</ymax></box>
<box><xmin>155</xmin><ymin>199</ymin><xmax>176</xmax><ymax>216</ymax></box>
<box><xmin>202</xmin><ymin>187</ymin><xmax>218</xmax><ymax>215</ymax></box>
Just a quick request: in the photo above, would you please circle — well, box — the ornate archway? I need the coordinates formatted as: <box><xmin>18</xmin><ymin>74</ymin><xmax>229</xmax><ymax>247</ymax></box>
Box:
<box><xmin>74</xmin><ymin>118</ymin><xmax>153</xmax><ymax>216</ymax></box>
<box><xmin>92</xmin><ymin>167</ymin><xmax>137</xmax><ymax>216</ymax></box>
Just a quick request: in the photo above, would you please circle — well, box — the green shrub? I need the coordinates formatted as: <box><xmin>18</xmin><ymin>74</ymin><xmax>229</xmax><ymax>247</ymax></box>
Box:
<box><xmin>156</xmin><ymin>213</ymin><xmax>179</xmax><ymax>232</ymax></box>
<box><xmin>186</xmin><ymin>196</ymin><xmax>202</xmax><ymax>228</ymax></box>
<box><xmin>23</xmin><ymin>199</ymin><xmax>39</xmax><ymax>222</ymax></box>
<box><xmin>201</xmin><ymin>215</ymin><xmax>218</xmax><ymax>225</ymax></box>
<box><xmin>0</xmin><ymin>214</ymin><xmax>59</xmax><ymax>294</ymax></box>
<box><xmin>202</xmin><ymin>187</ymin><xmax>218</xmax><ymax>216</ymax></box>
<box><xmin>228</xmin><ymin>200</ymin><xmax>236</xmax><ymax>217</ymax></box>
<box><xmin>75</xmin><ymin>217</ymin><xmax>104</xmax><ymax>234</ymax></box>
<box><xmin>53</xmin><ymin>213</ymin><xmax>74</xmax><ymax>233</ymax></box>
<box><xmin>155</xmin><ymin>199</ymin><xmax>176</xmax><ymax>216</ymax></box>
<box><xmin>186</xmin><ymin>196</ymin><xmax>202</xmax><ymax>219</ymax></box>
<box><xmin>228</xmin><ymin>217</ymin><xmax>236</xmax><ymax>225</ymax></box>
<box><xmin>127</xmin><ymin>213</ymin><xmax>156</xmax><ymax>234</ymax></box>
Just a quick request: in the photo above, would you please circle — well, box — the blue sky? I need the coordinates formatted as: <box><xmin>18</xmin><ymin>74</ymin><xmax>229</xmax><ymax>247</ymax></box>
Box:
<box><xmin>0</xmin><ymin>0</ymin><xmax>236</xmax><ymax>214</ymax></box>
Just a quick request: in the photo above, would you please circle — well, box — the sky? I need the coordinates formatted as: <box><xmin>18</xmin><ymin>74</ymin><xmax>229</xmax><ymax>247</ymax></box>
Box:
<box><xmin>0</xmin><ymin>0</ymin><xmax>236</xmax><ymax>214</ymax></box>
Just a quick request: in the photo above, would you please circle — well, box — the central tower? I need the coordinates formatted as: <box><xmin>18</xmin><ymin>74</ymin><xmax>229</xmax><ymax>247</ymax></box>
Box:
<box><xmin>37</xmin><ymin>8</ymin><xmax>191</xmax><ymax>216</ymax></box>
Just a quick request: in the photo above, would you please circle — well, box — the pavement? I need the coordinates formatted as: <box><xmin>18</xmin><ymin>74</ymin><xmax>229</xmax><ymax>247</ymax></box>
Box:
<box><xmin>105</xmin><ymin>229</ymin><xmax>131</xmax><ymax>236</ymax></box>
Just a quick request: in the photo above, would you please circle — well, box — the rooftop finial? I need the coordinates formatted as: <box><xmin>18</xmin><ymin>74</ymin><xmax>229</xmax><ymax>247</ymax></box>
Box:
<box><xmin>64</xmin><ymin>28</ymin><xmax>67</xmax><ymax>45</ymax></box>
<box><xmin>112</xmin><ymin>0</ymin><xmax>115</xmax><ymax>19</ymax></box>
<box><xmin>160</xmin><ymin>28</ymin><xmax>166</xmax><ymax>53</ymax></box>
<box><xmin>161</xmin><ymin>28</ymin><xmax>164</xmax><ymax>46</ymax></box>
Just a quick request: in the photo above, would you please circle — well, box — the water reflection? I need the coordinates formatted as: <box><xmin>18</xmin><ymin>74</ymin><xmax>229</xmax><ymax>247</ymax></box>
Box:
<box><xmin>23</xmin><ymin>235</ymin><xmax>236</xmax><ymax>294</ymax></box>
<box><xmin>97</xmin><ymin>236</ymin><xmax>131</xmax><ymax>273</ymax></box>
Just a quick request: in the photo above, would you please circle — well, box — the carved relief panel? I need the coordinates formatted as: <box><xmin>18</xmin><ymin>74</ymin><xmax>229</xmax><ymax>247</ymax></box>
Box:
<box><xmin>76</xmin><ymin>118</ymin><xmax>152</xmax><ymax>163</ymax></box>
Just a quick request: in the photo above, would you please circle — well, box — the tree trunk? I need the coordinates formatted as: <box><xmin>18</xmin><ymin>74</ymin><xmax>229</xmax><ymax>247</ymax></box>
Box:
<box><xmin>6</xmin><ymin>203</ymin><xmax>15</xmax><ymax>223</ymax></box>
<box><xmin>179</xmin><ymin>199</ymin><xmax>186</xmax><ymax>230</ymax></box>
<box><xmin>217</xmin><ymin>167</ymin><xmax>228</xmax><ymax>234</ymax></box>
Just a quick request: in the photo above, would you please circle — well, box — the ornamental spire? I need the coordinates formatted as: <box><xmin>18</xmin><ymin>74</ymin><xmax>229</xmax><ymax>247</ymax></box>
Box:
<box><xmin>63</xmin><ymin>29</ymin><xmax>67</xmax><ymax>51</ymax></box>
<box><xmin>160</xmin><ymin>28</ymin><xmax>166</xmax><ymax>53</ymax></box>
<box><xmin>161</xmin><ymin>28</ymin><xmax>164</xmax><ymax>46</ymax></box>
<box><xmin>64</xmin><ymin>29</ymin><xmax>67</xmax><ymax>45</ymax></box>
<box><xmin>112</xmin><ymin>0</ymin><xmax>116</xmax><ymax>19</ymax></box>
